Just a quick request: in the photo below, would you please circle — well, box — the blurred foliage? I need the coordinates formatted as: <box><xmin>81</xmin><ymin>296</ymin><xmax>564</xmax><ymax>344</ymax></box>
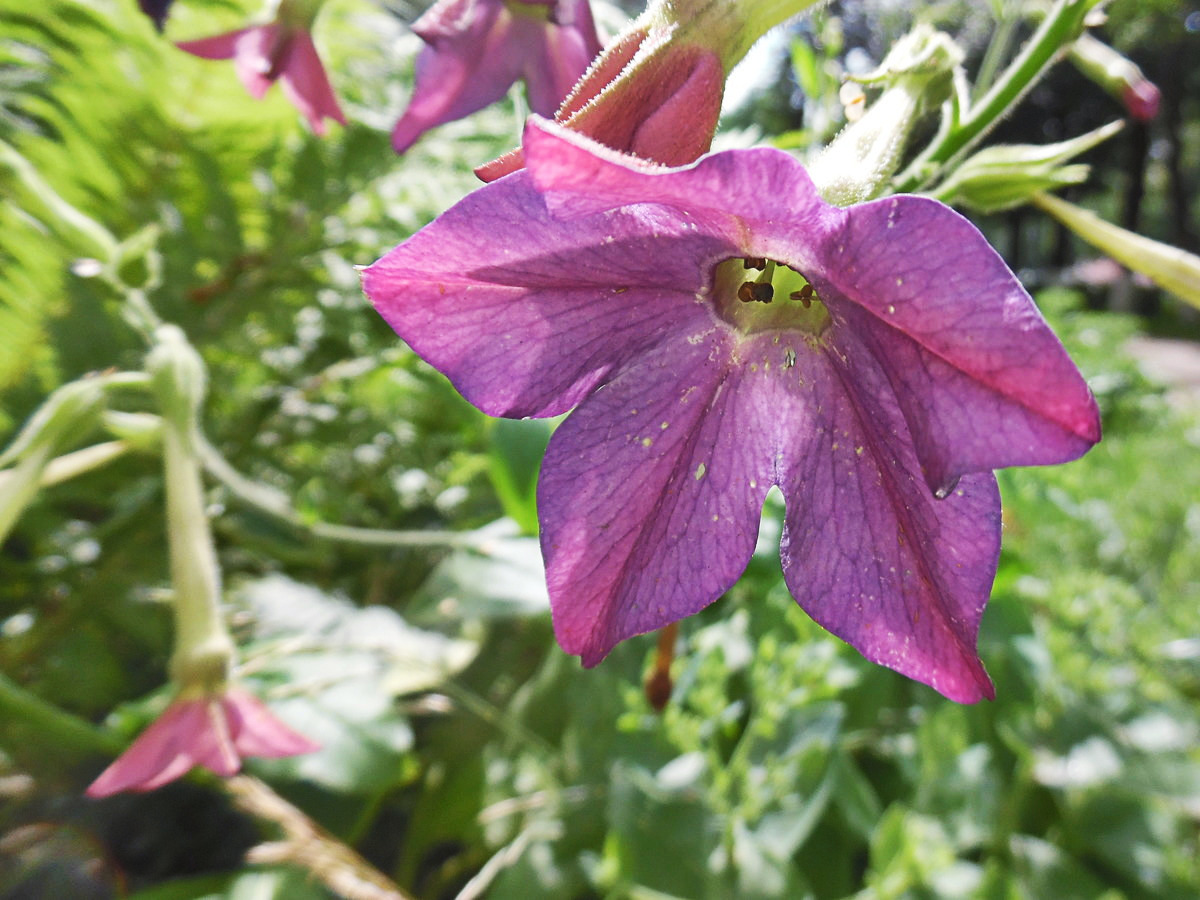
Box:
<box><xmin>2</xmin><ymin>2</ymin><xmax>1200</xmax><ymax>899</ymax></box>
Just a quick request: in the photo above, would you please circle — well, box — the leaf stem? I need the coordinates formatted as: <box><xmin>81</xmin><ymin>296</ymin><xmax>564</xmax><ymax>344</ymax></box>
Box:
<box><xmin>0</xmin><ymin>672</ymin><xmax>122</xmax><ymax>756</ymax></box>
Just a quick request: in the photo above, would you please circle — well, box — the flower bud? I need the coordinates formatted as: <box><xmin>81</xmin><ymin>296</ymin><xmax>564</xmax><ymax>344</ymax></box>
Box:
<box><xmin>146</xmin><ymin>325</ymin><xmax>207</xmax><ymax>437</ymax></box>
<box><xmin>933</xmin><ymin>121</ymin><xmax>1122</xmax><ymax>214</ymax></box>
<box><xmin>1070</xmin><ymin>32</ymin><xmax>1160</xmax><ymax>121</ymax></box>
<box><xmin>0</xmin><ymin>379</ymin><xmax>105</xmax><ymax>545</ymax></box>
<box><xmin>1032</xmin><ymin>192</ymin><xmax>1200</xmax><ymax>311</ymax></box>
<box><xmin>807</xmin><ymin>25</ymin><xmax>963</xmax><ymax>206</ymax></box>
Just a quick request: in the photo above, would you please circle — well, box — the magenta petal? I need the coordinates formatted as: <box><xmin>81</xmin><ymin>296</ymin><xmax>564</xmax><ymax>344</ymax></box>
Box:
<box><xmin>542</xmin><ymin>329</ymin><xmax>774</xmax><ymax>664</ymax></box>
<box><xmin>393</xmin><ymin>0</ymin><xmax>599</xmax><ymax>153</ymax></box>
<box><xmin>522</xmin><ymin>119</ymin><xmax>840</xmax><ymax>272</ymax></box>
<box><xmin>394</xmin><ymin>2</ymin><xmax>516</xmax><ymax>153</ymax></box>
<box><xmin>230</xmin><ymin>26</ymin><xmax>279</xmax><ymax>100</ymax></box>
<box><xmin>180</xmin><ymin>698</ymin><xmax>242</xmax><ymax>778</ymax></box>
<box><xmin>223</xmin><ymin>689</ymin><xmax>320</xmax><ymax>757</ymax></box>
<box><xmin>769</xmin><ymin>343</ymin><xmax>999</xmax><ymax>702</ymax></box>
<box><xmin>176</xmin><ymin>29</ymin><xmax>247</xmax><ymax>61</ymax></box>
<box><xmin>85</xmin><ymin>700</ymin><xmax>205</xmax><ymax>797</ymax></box>
<box><xmin>363</xmin><ymin>174</ymin><xmax>722</xmax><ymax>419</ymax></box>
<box><xmin>278</xmin><ymin>31</ymin><xmax>347</xmax><ymax>134</ymax></box>
<box><xmin>86</xmin><ymin>689</ymin><xmax>316</xmax><ymax>797</ymax></box>
<box><xmin>818</xmin><ymin>196</ymin><xmax>1100</xmax><ymax>493</ymax></box>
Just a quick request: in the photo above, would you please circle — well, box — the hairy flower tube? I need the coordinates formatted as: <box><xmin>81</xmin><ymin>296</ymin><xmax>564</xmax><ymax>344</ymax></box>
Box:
<box><xmin>86</xmin><ymin>689</ymin><xmax>317</xmax><ymax>796</ymax></box>
<box><xmin>392</xmin><ymin>0</ymin><xmax>601</xmax><ymax>154</ymax></box>
<box><xmin>177</xmin><ymin>1</ymin><xmax>345</xmax><ymax>135</ymax></box>
<box><xmin>363</xmin><ymin>120</ymin><xmax>1100</xmax><ymax>702</ymax></box>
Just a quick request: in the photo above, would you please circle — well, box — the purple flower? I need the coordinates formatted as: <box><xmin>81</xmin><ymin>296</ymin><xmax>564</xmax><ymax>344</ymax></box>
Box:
<box><xmin>392</xmin><ymin>0</ymin><xmax>601</xmax><ymax>154</ymax></box>
<box><xmin>86</xmin><ymin>688</ymin><xmax>318</xmax><ymax>797</ymax></box>
<box><xmin>362</xmin><ymin>121</ymin><xmax>1101</xmax><ymax>702</ymax></box>
<box><xmin>177</xmin><ymin>21</ymin><xmax>346</xmax><ymax>136</ymax></box>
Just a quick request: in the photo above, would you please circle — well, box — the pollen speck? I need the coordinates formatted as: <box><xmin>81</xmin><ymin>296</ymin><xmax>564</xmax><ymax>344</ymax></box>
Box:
<box><xmin>660</xmin><ymin>421</ymin><xmax>669</xmax><ymax>430</ymax></box>
<box><xmin>641</xmin><ymin>437</ymin><xmax>652</xmax><ymax>447</ymax></box>
<box><xmin>855</xmin><ymin>446</ymin><xmax>864</xmax><ymax>455</ymax></box>
<box><xmin>694</xmin><ymin>463</ymin><xmax>706</xmax><ymax>480</ymax></box>
<box><xmin>886</xmin><ymin>305</ymin><xmax>895</xmax><ymax>314</ymax></box>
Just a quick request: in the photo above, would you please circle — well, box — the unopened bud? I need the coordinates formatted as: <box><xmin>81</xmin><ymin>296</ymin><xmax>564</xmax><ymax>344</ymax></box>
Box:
<box><xmin>146</xmin><ymin>325</ymin><xmax>207</xmax><ymax>435</ymax></box>
<box><xmin>808</xmin><ymin>25</ymin><xmax>963</xmax><ymax>206</ymax></box>
<box><xmin>1070</xmin><ymin>33</ymin><xmax>1160</xmax><ymax>121</ymax></box>
<box><xmin>934</xmin><ymin>121</ymin><xmax>1123</xmax><ymax>214</ymax></box>
<box><xmin>1032</xmin><ymin>192</ymin><xmax>1200</xmax><ymax>310</ymax></box>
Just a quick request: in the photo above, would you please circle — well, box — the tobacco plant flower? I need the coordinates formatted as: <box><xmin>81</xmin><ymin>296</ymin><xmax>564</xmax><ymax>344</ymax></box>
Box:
<box><xmin>177</xmin><ymin>6</ymin><xmax>345</xmax><ymax>135</ymax></box>
<box><xmin>86</xmin><ymin>688</ymin><xmax>317</xmax><ymax>796</ymax></box>
<box><xmin>392</xmin><ymin>0</ymin><xmax>601</xmax><ymax>154</ymax></box>
<box><xmin>363</xmin><ymin>121</ymin><xmax>1100</xmax><ymax>702</ymax></box>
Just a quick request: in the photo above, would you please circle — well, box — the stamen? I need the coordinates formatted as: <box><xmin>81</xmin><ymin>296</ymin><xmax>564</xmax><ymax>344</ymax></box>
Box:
<box><xmin>742</xmin><ymin>257</ymin><xmax>767</xmax><ymax>271</ymax></box>
<box><xmin>738</xmin><ymin>281</ymin><xmax>774</xmax><ymax>303</ymax></box>
<box><xmin>789</xmin><ymin>284</ymin><xmax>815</xmax><ymax>308</ymax></box>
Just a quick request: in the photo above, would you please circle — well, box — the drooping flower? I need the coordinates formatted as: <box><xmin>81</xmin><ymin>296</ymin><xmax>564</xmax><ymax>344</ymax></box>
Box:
<box><xmin>363</xmin><ymin>120</ymin><xmax>1100</xmax><ymax>702</ymax></box>
<box><xmin>86</xmin><ymin>688</ymin><xmax>318</xmax><ymax>796</ymax></box>
<box><xmin>177</xmin><ymin>1</ymin><xmax>345</xmax><ymax>136</ymax></box>
<box><xmin>392</xmin><ymin>0</ymin><xmax>601</xmax><ymax>154</ymax></box>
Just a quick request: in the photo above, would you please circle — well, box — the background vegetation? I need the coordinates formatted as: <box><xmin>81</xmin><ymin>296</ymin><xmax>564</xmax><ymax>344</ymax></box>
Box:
<box><xmin>1</xmin><ymin>1</ymin><xmax>1198</xmax><ymax>897</ymax></box>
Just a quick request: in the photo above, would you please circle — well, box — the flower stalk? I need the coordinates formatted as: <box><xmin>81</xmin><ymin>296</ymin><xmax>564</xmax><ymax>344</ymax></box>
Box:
<box><xmin>895</xmin><ymin>0</ymin><xmax>1106</xmax><ymax>193</ymax></box>
<box><xmin>146</xmin><ymin>326</ymin><xmax>235</xmax><ymax>692</ymax></box>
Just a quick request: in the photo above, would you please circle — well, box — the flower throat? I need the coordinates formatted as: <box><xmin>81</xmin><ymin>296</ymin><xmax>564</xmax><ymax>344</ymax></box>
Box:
<box><xmin>714</xmin><ymin>257</ymin><xmax>831</xmax><ymax>337</ymax></box>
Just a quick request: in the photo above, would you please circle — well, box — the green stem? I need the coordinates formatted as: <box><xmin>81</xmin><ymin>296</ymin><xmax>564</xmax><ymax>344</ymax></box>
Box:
<box><xmin>163</xmin><ymin>421</ymin><xmax>235</xmax><ymax>689</ymax></box>
<box><xmin>0</xmin><ymin>443</ymin><xmax>53</xmax><ymax>546</ymax></box>
<box><xmin>972</xmin><ymin>11</ymin><xmax>1019</xmax><ymax>99</ymax></box>
<box><xmin>894</xmin><ymin>0</ymin><xmax>1102</xmax><ymax>193</ymax></box>
<box><xmin>198</xmin><ymin>437</ymin><xmax>495</xmax><ymax>551</ymax></box>
<box><xmin>0</xmin><ymin>672</ymin><xmax>122</xmax><ymax>755</ymax></box>
<box><xmin>647</xmin><ymin>0</ymin><xmax>827</xmax><ymax>71</ymax></box>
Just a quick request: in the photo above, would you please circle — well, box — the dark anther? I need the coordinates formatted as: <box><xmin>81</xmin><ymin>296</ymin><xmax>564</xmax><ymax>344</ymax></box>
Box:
<box><xmin>742</xmin><ymin>257</ymin><xmax>767</xmax><ymax>271</ymax></box>
<box><xmin>789</xmin><ymin>284</ymin><xmax>815</xmax><ymax>308</ymax></box>
<box><xmin>738</xmin><ymin>281</ymin><xmax>774</xmax><ymax>303</ymax></box>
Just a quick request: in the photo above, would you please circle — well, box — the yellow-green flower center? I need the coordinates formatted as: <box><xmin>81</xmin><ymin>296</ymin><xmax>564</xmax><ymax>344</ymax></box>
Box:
<box><xmin>713</xmin><ymin>258</ymin><xmax>831</xmax><ymax>337</ymax></box>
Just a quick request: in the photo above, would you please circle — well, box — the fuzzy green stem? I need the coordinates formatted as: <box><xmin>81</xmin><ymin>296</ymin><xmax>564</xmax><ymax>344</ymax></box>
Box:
<box><xmin>648</xmin><ymin>0</ymin><xmax>826</xmax><ymax>71</ymax></box>
<box><xmin>162</xmin><ymin>421</ymin><xmax>234</xmax><ymax>690</ymax></box>
<box><xmin>894</xmin><ymin>0</ymin><xmax>1104</xmax><ymax>193</ymax></box>
<box><xmin>198</xmin><ymin>437</ymin><xmax>495</xmax><ymax>551</ymax></box>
